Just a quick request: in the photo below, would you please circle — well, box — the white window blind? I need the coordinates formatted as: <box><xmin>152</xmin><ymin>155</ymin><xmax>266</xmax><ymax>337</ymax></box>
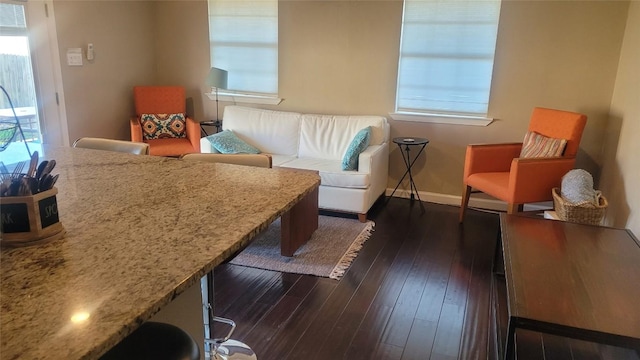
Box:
<box><xmin>208</xmin><ymin>0</ymin><xmax>278</xmax><ymax>95</ymax></box>
<box><xmin>396</xmin><ymin>0</ymin><xmax>501</xmax><ymax>117</ymax></box>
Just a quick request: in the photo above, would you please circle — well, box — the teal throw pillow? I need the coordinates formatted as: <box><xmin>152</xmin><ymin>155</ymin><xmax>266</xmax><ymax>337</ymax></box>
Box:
<box><xmin>206</xmin><ymin>130</ymin><xmax>260</xmax><ymax>154</ymax></box>
<box><xmin>342</xmin><ymin>126</ymin><xmax>372</xmax><ymax>171</ymax></box>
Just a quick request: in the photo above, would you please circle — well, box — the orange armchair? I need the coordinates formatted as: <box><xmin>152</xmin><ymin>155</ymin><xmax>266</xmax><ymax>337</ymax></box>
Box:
<box><xmin>459</xmin><ymin>107</ymin><xmax>587</xmax><ymax>223</ymax></box>
<box><xmin>130</xmin><ymin>86</ymin><xmax>200</xmax><ymax>157</ymax></box>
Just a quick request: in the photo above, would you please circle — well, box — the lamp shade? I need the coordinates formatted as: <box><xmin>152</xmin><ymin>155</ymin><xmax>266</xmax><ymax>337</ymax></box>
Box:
<box><xmin>206</xmin><ymin>67</ymin><xmax>228</xmax><ymax>90</ymax></box>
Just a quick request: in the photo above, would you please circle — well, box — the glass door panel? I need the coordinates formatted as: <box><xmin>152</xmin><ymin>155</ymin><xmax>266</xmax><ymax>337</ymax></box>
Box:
<box><xmin>0</xmin><ymin>1</ymin><xmax>43</xmax><ymax>172</ymax></box>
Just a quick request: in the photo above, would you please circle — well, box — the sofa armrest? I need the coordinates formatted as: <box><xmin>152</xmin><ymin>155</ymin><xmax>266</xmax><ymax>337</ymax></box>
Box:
<box><xmin>199</xmin><ymin>137</ymin><xmax>221</xmax><ymax>154</ymax></box>
<box><xmin>130</xmin><ymin>117</ymin><xmax>143</xmax><ymax>142</ymax></box>
<box><xmin>186</xmin><ymin>117</ymin><xmax>201</xmax><ymax>152</ymax></box>
<box><xmin>358</xmin><ymin>142</ymin><xmax>389</xmax><ymax>201</ymax></box>
<box><xmin>358</xmin><ymin>144</ymin><xmax>386</xmax><ymax>174</ymax></box>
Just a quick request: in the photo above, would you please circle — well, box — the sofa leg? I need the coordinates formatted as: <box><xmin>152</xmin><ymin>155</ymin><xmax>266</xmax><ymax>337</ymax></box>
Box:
<box><xmin>358</xmin><ymin>213</ymin><xmax>367</xmax><ymax>223</ymax></box>
<box><xmin>459</xmin><ymin>185</ymin><xmax>472</xmax><ymax>224</ymax></box>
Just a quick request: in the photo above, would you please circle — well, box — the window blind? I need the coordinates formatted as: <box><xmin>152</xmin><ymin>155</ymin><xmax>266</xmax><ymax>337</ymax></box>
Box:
<box><xmin>208</xmin><ymin>0</ymin><xmax>278</xmax><ymax>95</ymax></box>
<box><xmin>396</xmin><ymin>0</ymin><xmax>501</xmax><ymax>117</ymax></box>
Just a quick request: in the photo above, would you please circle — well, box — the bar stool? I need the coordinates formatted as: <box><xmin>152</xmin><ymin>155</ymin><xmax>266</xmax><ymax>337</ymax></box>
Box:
<box><xmin>201</xmin><ymin>274</ymin><xmax>257</xmax><ymax>360</ymax></box>
<box><xmin>100</xmin><ymin>322</ymin><xmax>200</xmax><ymax>360</ymax></box>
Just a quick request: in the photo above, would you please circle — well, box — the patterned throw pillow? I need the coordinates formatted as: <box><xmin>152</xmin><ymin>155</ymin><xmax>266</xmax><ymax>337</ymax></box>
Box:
<box><xmin>140</xmin><ymin>113</ymin><xmax>187</xmax><ymax>140</ymax></box>
<box><xmin>519</xmin><ymin>131</ymin><xmax>567</xmax><ymax>158</ymax></box>
<box><xmin>342</xmin><ymin>126</ymin><xmax>372</xmax><ymax>171</ymax></box>
<box><xmin>206</xmin><ymin>130</ymin><xmax>261</xmax><ymax>154</ymax></box>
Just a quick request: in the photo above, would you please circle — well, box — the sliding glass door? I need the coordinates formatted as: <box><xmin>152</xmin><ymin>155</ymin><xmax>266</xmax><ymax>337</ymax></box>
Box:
<box><xmin>1</xmin><ymin>1</ymin><xmax>41</xmax><ymax>169</ymax></box>
<box><xmin>1</xmin><ymin>0</ymin><xmax>68</xmax><ymax>172</ymax></box>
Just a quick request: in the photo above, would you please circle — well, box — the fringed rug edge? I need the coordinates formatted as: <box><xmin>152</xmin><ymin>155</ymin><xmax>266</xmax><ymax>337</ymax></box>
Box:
<box><xmin>329</xmin><ymin>220</ymin><xmax>375</xmax><ymax>280</ymax></box>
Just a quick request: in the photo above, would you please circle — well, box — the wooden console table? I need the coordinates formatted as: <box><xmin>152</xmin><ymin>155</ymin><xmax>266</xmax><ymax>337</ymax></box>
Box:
<box><xmin>497</xmin><ymin>214</ymin><xmax>640</xmax><ymax>359</ymax></box>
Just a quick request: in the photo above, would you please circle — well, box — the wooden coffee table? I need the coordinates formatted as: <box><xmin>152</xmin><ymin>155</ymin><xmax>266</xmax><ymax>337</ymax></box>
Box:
<box><xmin>499</xmin><ymin>214</ymin><xmax>640</xmax><ymax>359</ymax></box>
<box><xmin>280</xmin><ymin>184</ymin><xmax>319</xmax><ymax>256</ymax></box>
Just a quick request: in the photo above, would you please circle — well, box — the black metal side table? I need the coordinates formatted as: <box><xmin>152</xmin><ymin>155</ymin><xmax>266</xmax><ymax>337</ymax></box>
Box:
<box><xmin>388</xmin><ymin>137</ymin><xmax>429</xmax><ymax>209</ymax></box>
<box><xmin>200</xmin><ymin>120</ymin><xmax>222</xmax><ymax>136</ymax></box>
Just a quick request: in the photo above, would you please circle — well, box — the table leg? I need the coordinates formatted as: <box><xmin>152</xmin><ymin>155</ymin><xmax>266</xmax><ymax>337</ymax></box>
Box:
<box><xmin>386</xmin><ymin>142</ymin><xmax>428</xmax><ymax>213</ymax></box>
<box><xmin>493</xmin><ymin>231</ymin><xmax>505</xmax><ymax>277</ymax></box>
<box><xmin>504</xmin><ymin>317</ymin><xmax>516</xmax><ymax>360</ymax></box>
<box><xmin>281</xmin><ymin>185</ymin><xmax>319</xmax><ymax>256</ymax></box>
<box><xmin>403</xmin><ymin>144</ymin><xmax>426</xmax><ymax>212</ymax></box>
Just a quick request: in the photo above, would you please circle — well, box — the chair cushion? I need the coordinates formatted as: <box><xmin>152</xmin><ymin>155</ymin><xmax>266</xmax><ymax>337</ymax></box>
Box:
<box><xmin>467</xmin><ymin>172</ymin><xmax>512</xmax><ymax>202</ymax></box>
<box><xmin>146</xmin><ymin>138</ymin><xmax>197</xmax><ymax>157</ymax></box>
<box><xmin>140</xmin><ymin>113</ymin><xmax>186</xmax><ymax>140</ymax></box>
<box><xmin>206</xmin><ymin>130</ymin><xmax>260</xmax><ymax>154</ymax></box>
<box><xmin>342</xmin><ymin>126</ymin><xmax>371</xmax><ymax>170</ymax></box>
<box><xmin>520</xmin><ymin>131</ymin><xmax>567</xmax><ymax>158</ymax></box>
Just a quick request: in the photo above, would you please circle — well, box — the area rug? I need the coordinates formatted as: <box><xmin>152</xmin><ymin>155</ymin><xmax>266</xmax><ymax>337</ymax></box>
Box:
<box><xmin>229</xmin><ymin>216</ymin><xmax>375</xmax><ymax>280</ymax></box>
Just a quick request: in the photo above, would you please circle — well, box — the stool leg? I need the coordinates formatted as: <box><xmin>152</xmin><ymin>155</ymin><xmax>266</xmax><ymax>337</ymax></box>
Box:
<box><xmin>200</xmin><ymin>273</ymin><xmax>257</xmax><ymax>360</ymax></box>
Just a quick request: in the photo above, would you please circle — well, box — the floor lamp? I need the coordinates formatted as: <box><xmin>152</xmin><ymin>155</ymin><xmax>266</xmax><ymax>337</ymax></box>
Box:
<box><xmin>206</xmin><ymin>67</ymin><xmax>228</xmax><ymax>133</ymax></box>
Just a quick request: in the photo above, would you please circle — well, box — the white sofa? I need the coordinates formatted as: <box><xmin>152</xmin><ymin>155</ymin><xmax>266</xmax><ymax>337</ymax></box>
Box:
<box><xmin>200</xmin><ymin>105</ymin><xmax>390</xmax><ymax>221</ymax></box>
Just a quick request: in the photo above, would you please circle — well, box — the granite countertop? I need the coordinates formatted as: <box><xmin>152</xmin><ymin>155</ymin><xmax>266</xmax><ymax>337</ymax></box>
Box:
<box><xmin>0</xmin><ymin>146</ymin><xmax>320</xmax><ymax>359</ymax></box>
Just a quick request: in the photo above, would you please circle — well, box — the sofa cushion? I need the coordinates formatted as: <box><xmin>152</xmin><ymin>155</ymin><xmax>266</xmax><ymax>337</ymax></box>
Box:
<box><xmin>278</xmin><ymin>157</ymin><xmax>370</xmax><ymax>189</ymax></box>
<box><xmin>299</xmin><ymin>114</ymin><xmax>387</xmax><ymax>160</ymax></box>
<box><xmin>520</xmin><ymin>131</ymin><xmax>567</xmax><ymax>158</ymax></box>
<box><xmin>222</xmin><ymin>106</ymin><xmax>301</xmax><ymax>156</ymax></box>
<box><xmin>342</xmin><ymin>127</ymin><xmax>371</xmax><ymax>170</ymax></box>
<box><xmin>140</xmin><ymin>113</ymin><xmax>186</xmax><ymax>140</ymax></box>
<box><xmin>270</xmin><ymin>154</ymin><xmax>298</xmax><ymax>167</ymax></box>
<box><xmin>206</xmin><ymin>130</ymin><xmax>261</xmax><ymax>154</ymax></box>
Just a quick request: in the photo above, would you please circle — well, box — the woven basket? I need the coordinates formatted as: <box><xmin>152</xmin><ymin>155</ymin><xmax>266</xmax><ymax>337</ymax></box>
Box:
<box><xmin>552</xmin><ymin>187</ymin><xmax>608</xmax><ymax>225</ymax></box>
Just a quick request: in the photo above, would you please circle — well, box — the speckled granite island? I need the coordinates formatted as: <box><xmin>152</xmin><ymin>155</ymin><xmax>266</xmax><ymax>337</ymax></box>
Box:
<box><xmin>0</xmin><ymin>146</ymin><xmax>320</xmax><ymax>359</ymax></box>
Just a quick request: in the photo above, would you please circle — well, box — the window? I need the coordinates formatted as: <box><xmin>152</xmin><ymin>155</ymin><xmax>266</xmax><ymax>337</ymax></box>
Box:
<box><xmin>207</xmin><ymin>0</ymin><xmax>278</xmax><ymax>98</ymax></box>
<box><xmin>394</xmin><ymin>0</ymin><xmax>501</xmax><ymax>124</ymax></box>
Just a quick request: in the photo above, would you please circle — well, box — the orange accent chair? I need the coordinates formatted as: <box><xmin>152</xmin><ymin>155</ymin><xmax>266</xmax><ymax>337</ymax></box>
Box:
<box><xmin>459</xmin><ymin>107</ymin><xmax>587</xmax><ymax>223</ymax></box>
<box><xmin>130</xmin><ymin>86</ymin><xmax>200</xmax><ymax>157</ymax></box>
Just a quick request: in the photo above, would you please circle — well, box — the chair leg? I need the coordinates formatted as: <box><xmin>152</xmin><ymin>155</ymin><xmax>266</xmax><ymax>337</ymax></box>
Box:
<box><xmin>507</xmin><ymin>203</ymin><xmax>523</xmax><ymax>214</ymax></box>
<box><xmin>459</xmin><ymin>185</ymin><xmax>472</xmax><ymax>223</ymax></box>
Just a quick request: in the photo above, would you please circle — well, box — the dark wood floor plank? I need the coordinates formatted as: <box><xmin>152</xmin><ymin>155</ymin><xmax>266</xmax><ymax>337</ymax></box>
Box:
<box><xmin>256</xmin><ymin>277</ymin><xmax>337</xmax><ymax>360</ymax></box>
<box><xmin>231</xmin><ymin>272</ymin><xmax>302</xmax><ymax>339</ymax></box>
<box><xmin>515</xmin><ymin>329</ymin><xmax>546</xmax><ymax>360</ymax></box>
<box><xmin>459</xmin><ymin>210</ymin><xmax>499</xmax><ymax>360</ymax></box>
<box><xmin>313</xmin><ymin>231</ymin><xmax>409</xmax><ymax>359</ymax></box>
<box><xmin>401</xmin><ymin>318</ymin><xmax>438</xmax><ymax>359</ymax></box>
<box><xmin>283</xmin><ymin>199</ymin><xmax>416</xmax><ymax>359</ymax></box>
<box><xmin>243</xmin><ymin>274</ymin><xmax>317</xmax><ymax>352</ymax></box>
<box><xmin>208</xmin><ymin>201</ymin><xmax>633</xmax><ymax>359</ymax></box>
<box><xmin>431</xmin><ymin>302</ymin><xmax>466</xmax><ymax>359</ymax></box>
<box><xmin>214</xmin><ymin>266</ymin><xmax>273</xmax><ymax>313</ymax></box>
<box><xmin>376</xmin><ymin>343</ymin><xmax>404</xmax><ymax>360</ymax></box>
<box><xmin>542</xmin><ymin>333</ymin><xmax>574</xmax><ymax>360</ymax></box>
<box><xmin>343</xmin><ymin>304</ymin><xmax>394</xmax><ymax>360</ymax></box>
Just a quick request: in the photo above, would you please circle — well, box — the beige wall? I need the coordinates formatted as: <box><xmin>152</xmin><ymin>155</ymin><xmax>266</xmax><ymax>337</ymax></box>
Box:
<box><xmin>53</xmin><ymin>0</ymin><xmax>637</xmax><ymax>230</ymax></box>
<box><xmin>53</xmin><ymin>0</ymin><xmax>157</xmax><ymax>143</ymax></box>
<box><xmin>600</xmin><ymin>2</ymin><xmax>640</xmax><ymax>235</ymax></box>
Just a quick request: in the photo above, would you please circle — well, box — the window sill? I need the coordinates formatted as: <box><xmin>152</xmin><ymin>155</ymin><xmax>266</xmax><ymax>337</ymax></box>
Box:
<box><xmin>205</xmin><ymin>92</ymin><xmax>283</xmax><ymax>105</ymax></box>
<box><xmin>390</xmin><ymin>112</ymin><xmax>493</xmax><ymax>126</ymax></box>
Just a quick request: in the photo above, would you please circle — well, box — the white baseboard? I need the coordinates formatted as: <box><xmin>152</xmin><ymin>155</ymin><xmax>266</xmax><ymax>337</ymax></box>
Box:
<box><xmin>385</xmin><ymin>188</ymin><xmax>552</xmax><ymax>212</ymax></box>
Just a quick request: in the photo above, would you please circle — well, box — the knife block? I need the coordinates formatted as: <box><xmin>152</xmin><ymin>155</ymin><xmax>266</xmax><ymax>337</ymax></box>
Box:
<box><xmin>0</xmin><ymin>187</ymin><xmax>65</xmax><ymax>247</ymax></box>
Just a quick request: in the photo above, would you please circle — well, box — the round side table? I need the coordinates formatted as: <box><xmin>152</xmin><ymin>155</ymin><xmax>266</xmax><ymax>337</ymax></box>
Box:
<box><xmin>388</xmin><ymin>137</ymin><xmax>429</xmax><ymax>208</ymax></box>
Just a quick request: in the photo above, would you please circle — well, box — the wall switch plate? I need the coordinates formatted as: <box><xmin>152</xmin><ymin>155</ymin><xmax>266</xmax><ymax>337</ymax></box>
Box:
<box><xmin>67</xmin><ymin>48</ymin><xmax>83</xmax><ymax>66</ymax></box>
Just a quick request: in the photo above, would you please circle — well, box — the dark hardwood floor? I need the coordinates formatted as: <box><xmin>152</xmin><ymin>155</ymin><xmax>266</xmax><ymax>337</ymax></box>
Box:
<box><xmin>212</xmin><ymin>198</ymin><xmax>639</xmax><ymax>359</ymax></box>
